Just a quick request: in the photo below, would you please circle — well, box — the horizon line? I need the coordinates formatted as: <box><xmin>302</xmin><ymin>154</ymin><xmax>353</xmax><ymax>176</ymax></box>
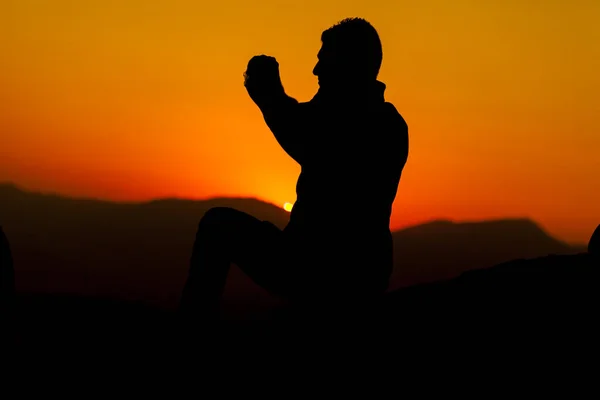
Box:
<box><xmin>0</xmin><ymin>181</ymin><xmax>588</xmax><ymax>247</ymax></box>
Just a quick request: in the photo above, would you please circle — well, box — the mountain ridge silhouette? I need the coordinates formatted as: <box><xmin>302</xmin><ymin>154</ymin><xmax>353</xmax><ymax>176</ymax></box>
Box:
<box><xmin>0</xmin><ymin>182</ymin><xmax>579</xmax><ymax>242</ymax></box>
<box><xmin>0</xmin><ymin>182</ymin><xmax>587</xmax><ymax>318</ymax></box>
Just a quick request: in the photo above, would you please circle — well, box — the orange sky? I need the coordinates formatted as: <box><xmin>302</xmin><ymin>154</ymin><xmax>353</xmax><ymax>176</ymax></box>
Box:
<box><xmin>1</xmin><ymin>0</ymin><xmax>599</xmax><ymax>244</ymax></box>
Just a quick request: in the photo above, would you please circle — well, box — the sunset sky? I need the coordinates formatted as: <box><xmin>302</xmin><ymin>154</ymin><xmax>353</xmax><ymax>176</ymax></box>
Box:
<box><xmin>1</xmin><ymin>0</ymin><xmax>599</xmax><ymax>244</ymax></box>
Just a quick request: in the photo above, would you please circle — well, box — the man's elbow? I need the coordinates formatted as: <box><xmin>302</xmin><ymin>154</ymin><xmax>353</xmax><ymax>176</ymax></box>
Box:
<box><xmin>276</xmin><ymin>139</ymin><xmax>304</xmax><ymax>165</ymax></box>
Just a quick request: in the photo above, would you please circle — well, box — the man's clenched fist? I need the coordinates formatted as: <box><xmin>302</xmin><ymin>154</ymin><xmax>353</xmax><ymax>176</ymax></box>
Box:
<box><xmin>244</xmin><ymin>55</ymin><xmax>285</xmax><ymax>106</ymax></box>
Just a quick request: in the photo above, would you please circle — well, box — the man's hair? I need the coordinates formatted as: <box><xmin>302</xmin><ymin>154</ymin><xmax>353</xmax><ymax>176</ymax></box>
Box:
<box><xmin>321</xmin><ymin>17</ymin><xmax>383</xmax><ymax>79</ymax></box>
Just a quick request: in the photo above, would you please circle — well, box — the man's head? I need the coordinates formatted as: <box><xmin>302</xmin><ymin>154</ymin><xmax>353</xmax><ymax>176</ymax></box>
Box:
<box><xmin>313</xmin><ymin>18</ymin><xmax>383</xmax><ymax>89</ymax></box>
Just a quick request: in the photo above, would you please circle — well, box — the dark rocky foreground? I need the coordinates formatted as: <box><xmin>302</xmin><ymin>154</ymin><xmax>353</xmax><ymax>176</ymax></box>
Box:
<box><xmin>5</xmin><ymin>259</ymin><xmax>599</xmax><ymax>357</ymax></box>
<box><xmin>2</xmin><ymin>225</ymin><xmax>599</xmax><ymax>362</ymax></box>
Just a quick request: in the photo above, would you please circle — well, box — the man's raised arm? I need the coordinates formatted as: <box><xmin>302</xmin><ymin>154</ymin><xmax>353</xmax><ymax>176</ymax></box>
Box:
<box><xmin>257</xmin><ymin>92</ymin><xmax>309</xmax><ymax>165</ymax></box>
<box><xmin>244</xmin><ymin>55</ymin><xmax>309</xmax><ymax>165</ymax></box>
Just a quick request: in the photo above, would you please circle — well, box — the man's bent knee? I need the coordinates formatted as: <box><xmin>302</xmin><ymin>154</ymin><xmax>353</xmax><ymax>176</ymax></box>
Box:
<box><xmin>198</xmin><ymin>207</ymin><xmax>248</xmax><ymax>237</ymax></box>
<box><xmin>199</xmin><ymin>207</ymin><xmax>236</xmax><ymax>226</ymax></box>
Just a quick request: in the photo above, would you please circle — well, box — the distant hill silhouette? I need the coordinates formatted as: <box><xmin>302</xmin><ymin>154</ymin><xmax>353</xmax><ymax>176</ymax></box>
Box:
<box><xmin>0</xmin><ymin>183</ymin><xmax>586</xmax><ymax>319</ymax></box>
<box><xmin>390</xmin><ymin>218</ymin><xmax>580</xmax><ymax>289</ymax></box>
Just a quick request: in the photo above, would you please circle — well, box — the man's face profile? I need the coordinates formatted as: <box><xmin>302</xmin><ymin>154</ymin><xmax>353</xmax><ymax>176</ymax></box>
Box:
<box><xmin>313</xmin><ymin>42</ymin><xmax>343</xmax><ymax>88</ymax></box>
<box><xmin>313</xmin><ymin>40</ymin><xmax>363</xmax><ymax>90</ymax></box>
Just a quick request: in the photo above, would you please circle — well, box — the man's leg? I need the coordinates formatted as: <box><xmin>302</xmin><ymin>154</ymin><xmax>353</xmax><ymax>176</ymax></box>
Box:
<box><xmin>179</xmin><ymin>207</ymin><xmax>286</xmax><ymax>321</ymax></box>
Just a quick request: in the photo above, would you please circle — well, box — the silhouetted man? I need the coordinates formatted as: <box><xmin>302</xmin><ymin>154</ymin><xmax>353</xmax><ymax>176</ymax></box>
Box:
<box><xmin>180</xmin><ymin>18</ymin><xmax>409</xmax><ymax>320</ymax></box>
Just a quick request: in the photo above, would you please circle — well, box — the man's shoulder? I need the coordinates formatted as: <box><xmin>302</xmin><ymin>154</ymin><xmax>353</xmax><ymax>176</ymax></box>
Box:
<box><xmin>379</xmin><ymin>102</ymin><xmax>409</xmax><ymax>160</ymax></box>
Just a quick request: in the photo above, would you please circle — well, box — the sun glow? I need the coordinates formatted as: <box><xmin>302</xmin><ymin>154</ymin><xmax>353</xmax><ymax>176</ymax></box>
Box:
<box><xmin>1</xmin><ymin>2</ymin><xmax>599</xmax><ymax>244</ymax></box>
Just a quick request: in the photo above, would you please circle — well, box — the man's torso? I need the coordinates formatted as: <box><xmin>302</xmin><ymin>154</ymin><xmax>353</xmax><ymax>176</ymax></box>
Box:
<box><xmin>284</xmin><ymin>83</ymin><xmax>408</xmax><ymax>281</ymax></box>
